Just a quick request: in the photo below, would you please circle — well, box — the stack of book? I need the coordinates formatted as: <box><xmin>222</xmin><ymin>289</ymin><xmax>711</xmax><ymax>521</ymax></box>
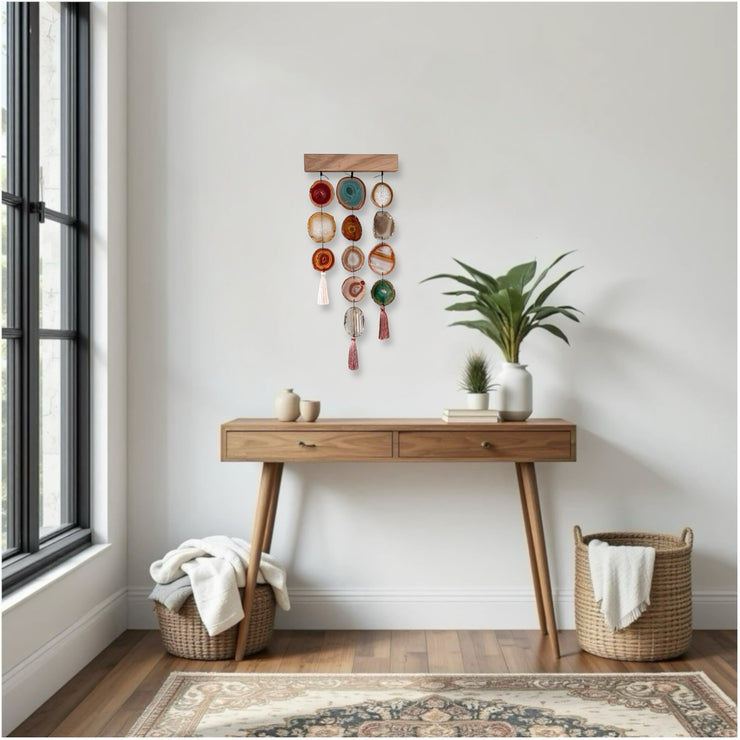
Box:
<box><xmin>441</xmin><ymin>408</ymin><xmax>500</xmax><ymax>422</ymax></box>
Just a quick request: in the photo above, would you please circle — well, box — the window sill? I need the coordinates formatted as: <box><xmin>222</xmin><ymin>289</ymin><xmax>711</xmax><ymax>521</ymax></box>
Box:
<box><xmin>2</xmin><ymin>543</ymin><xmax>111</xmax><ymax>615</ymax></box>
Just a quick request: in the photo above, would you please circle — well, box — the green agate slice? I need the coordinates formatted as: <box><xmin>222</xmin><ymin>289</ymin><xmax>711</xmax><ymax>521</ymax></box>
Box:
<box><xmin>371</xmin><ymin>279</ymin><xmax>395</xmax><ymax>306</ymax></box>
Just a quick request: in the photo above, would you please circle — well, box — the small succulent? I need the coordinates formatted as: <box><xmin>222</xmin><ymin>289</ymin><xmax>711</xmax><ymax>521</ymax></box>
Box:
<box><xmin>459</xmin><ymin>351</ymin><xmax>496</xmax><ymax>394</ymax></box>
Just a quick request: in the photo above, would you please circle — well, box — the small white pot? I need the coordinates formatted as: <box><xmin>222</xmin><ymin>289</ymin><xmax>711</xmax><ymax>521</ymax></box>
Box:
<box><xmin>466</xmin><ymin>392</ymin><xmax>490</xmax><ymax>410</ymax></box>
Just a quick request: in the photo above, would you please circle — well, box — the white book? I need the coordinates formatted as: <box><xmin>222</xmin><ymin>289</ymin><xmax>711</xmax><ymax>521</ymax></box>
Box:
<box><xmin>442</xmin><ymin>408</ymin><xmax>500</xmax><ymax>422</ymax></box>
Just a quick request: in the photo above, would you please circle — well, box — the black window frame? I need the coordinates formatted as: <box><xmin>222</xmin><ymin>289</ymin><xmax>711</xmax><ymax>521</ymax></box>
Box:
<box><xmin>2</xmin><ymin>1</ymin><xmax>90</xmax><ymax>594</ymax></box>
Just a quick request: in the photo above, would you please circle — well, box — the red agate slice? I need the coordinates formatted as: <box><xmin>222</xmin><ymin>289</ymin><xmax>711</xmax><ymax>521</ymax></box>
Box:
<box><xmin>368</xmin><ymin>243</ymin><xmax>396</xmax><ymax>275</ymax></box>
<box><xmin>341</xmin><ymin>276</ymin><xmax>366</xmax><ymax>302</ymax></box>
<box><xmin>312</xmin><ymin>248</ymin><xmax>335</xmax><ymax>271</ymax></box>
<box><xmin>309</xmin><ymin>179</ymin><xmax>334</xmax><ymax>207</ymax></box>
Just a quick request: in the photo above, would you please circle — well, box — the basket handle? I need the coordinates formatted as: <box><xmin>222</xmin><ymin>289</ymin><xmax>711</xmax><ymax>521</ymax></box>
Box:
<box><xmin>573</xmin><ymin>525</ymin><xmax>584</xmax><ymax>545</ymax></box>
<box><xmin>680</xmin><ymin>527</ymin><xmax>693</xmax><ymax>547</ymax></box>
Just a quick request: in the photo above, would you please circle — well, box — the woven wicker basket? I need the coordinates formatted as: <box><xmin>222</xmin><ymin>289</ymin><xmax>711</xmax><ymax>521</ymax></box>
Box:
<box><xmin>574</xmin><ymin>525</ymin><xmax>693</xmax><ymax>661</ymax></box>
<box><xmin>154</xmin><ymin>584</ymin><xmax>275</xmax><ymax>660</ymax></box>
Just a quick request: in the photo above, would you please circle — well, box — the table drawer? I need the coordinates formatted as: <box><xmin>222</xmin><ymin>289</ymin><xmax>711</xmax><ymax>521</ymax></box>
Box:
<box><xmin>223</xmin><ymin>430</ymin><xmax>393</xmax><ymax>461</ymax></box>
<box><xmin>398</xmin><ymin>430</ymin><xmax>574</xmax><ymax>461</ymax></box>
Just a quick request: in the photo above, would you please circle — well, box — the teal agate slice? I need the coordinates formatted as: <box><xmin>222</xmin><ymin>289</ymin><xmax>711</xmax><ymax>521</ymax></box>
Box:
<box><xmin>337</xmin><ymin>176</ymin><xmax>366</xmax><ymax>210</ymax></box>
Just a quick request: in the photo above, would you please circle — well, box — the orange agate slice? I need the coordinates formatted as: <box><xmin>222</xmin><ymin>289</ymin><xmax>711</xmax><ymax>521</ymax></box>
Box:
<box><xmin>341</xmin><ymin>215</ymin><xmax>362</xmax><ymax>241</ymax></box>
<box><xmin>312</xmin><ymin>248</ymin><xmax>335</xmax><ymax>271</ymax></box>
<box><xmin>368</xmin><ymin>243</ymin><xmax>396</xmax><ymax>275</ymax></box>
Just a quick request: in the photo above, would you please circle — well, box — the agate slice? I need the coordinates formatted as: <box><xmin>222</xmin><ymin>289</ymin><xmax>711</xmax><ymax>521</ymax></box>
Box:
<box><xmin>341</xmin><ymin>245</ymin><xmax>365</xmax><ymax>272</ymax></box>
<box><xmin>337</xmin><ymin>176</ymin><xmax>366</xmax><ymax>210</ymax></box>
<box><xmin>371</xmin><ymin>279</ymin><xmax>396</xmax><ymax>306</ymax></box>
<box><xmin>373</xmin><ymin>211</ymin><xmax>395</xmax><ymax>239</ymax></box>
<box><xmin>341</xmin><ymin>215</ymin><xmax>362</xmax><ymax>241</ymax></box>
<box><xmin>312</xmin><ymin>247</ymin><xmax>335</xmax><ymax>271</ymax></box>
<box><xmin>368</xmin><ymin>242</ymin><xmax>396</xmax><ymax>275</ymax></box>
<box><xmin>371</xmin><ymin>182</ymin><xmax>393</xmax><ymax>208</ymax></box>
<box><xmin>341</xmin><ymin>276</ymin><xmax>366</xmax><ymax>302</ymax></box>
<box><xmin>307</xmin><ymin>212</ymin><xmax>336</xmax><ymax>243</ymax></box>
<box><xmin>309</xmin><ymin>179</ymin><xmax>334</xmax><ymax>207</ymax></box>
<box><xmin>344</xmin><ymin>305</ymin><xmax>365</xmax><ymax>337</ymax></box>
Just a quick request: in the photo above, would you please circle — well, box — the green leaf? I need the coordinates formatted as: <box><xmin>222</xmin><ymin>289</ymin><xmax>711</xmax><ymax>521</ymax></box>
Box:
<box><xmin>538</xmin><ymin>323</ymin><xmax>571</xmax><ymax>344</ymax></box>
<box><xmin>532</xmin><ymin>267</ymin><xmax>583</xmax><ymax>309</ymax></box>
<box><xmin>420</xmin><ymin>272</ymin><xmax>481</xmax><ymax>291</ymax></box>
<box><xmin>449</xmin><ymin>319</ymin><xmax>504</xmax><ymax>346</ymax></box>
<box><xmin>523</xmin><ymin>251</ymin><xmax>576</xmax><ymax>303</ymax></box>
<box><xmin>505</xmin><ymin>286</ymin><xmax>525</xmax><ymax>321</ymax></box>
<box><xmin>452</xmin><ymin>259</ymin><xmax>500</xmax><ymax>292</ymax></box>
<box><xmin>444</xmin><ymin>301</ymin><xmax>481</xmax><ymax>312</ymax></box>
<box><xmin>530</xmin><ymin>305</ymin><xmax>582</xmax><ymax>322</ymax></box>
<box><xmin>503</xmin><ymin>260</ymin><xmax>537</xmax><ymax>290</ymax></box>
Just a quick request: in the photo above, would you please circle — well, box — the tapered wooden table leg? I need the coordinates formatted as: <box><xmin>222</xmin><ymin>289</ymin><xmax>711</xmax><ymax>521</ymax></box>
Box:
<box><xmin>262</xmin><ymin>464</ymin><xmax>283</xmax><ymax>553</ymax></box>
<box><xmin>516</xmin><ymin>462</ymin><xmax>560</xmax><ymax>658</ymax></box>
<box><xmin>516</xmin><ymin>464</ymin><xmax>547</xmax><ymax>634</ymax></box>
<box><xmin>234</xmin><ymin>462</ymin><xmax>283</xmax><ymax>661</ymax></box>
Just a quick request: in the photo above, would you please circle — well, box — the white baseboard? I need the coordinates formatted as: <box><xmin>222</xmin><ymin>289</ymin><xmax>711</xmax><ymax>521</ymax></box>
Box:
<box><xmin>2</xmin><ymin>588</ymin><xmax>128</xmax><ymax>736</ymax></box>
<box><xmin>127</xmin><ymin>586</ymin><xmax>737</xmax><ymax>631</ymax></box>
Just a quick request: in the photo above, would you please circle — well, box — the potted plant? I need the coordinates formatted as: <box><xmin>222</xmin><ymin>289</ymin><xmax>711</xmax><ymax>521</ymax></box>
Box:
<box><xmin>459</xmin><ymin>351</ymin><xmax>496</xmax><ymax>409</ymax></box>
<box><xmin>423</xmin><ymin>252</ymin><xmax>581</xmax><ymax>420</ymax></box>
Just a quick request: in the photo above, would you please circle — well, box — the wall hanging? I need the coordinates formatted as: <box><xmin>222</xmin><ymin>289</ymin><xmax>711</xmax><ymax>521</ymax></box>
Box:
<box><xmin>305</xmin><ymin>154</ymin><xmax>399</xmax><ymax>371</ymax></box>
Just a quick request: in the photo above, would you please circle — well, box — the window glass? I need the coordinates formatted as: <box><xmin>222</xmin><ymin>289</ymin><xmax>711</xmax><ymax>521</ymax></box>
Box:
<box><xmin>1</xmin><ymin>205</ymin><xmax>6</xmax><ymax>331</ymax></box>
<box><xmin>1</xmin><ymin>336</ymin><xmax>10</xmax><ymax>551</ymax></box>
<box><xmin>1</xmin><ymin>2</ymin><xmax>7</xmax><ymax>195</ymax></box>
<box><xmin>39</xmin><ymin>337</ymin><xmax>72</xmax><ymax>539</ymax></box>
<box><xmin>39</xmin><ymin>219</ymin><xmax>70</xmax><ymax>330</ymax></box>
<box><xmin>39</xmin><ymin>1</ymin><xmax>63</xmax><ymax>213</ymax></box>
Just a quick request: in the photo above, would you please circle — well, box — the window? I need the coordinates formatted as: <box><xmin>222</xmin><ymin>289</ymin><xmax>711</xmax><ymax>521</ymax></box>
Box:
<box><xmin>2</xmin><ymin>1</ymin><xmax>90</xmax><ymax>593</ymax></box>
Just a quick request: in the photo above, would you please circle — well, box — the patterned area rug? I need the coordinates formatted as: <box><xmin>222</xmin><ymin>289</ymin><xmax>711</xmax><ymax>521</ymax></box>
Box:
<box><xmin>129</xmin><ymin>672</ymin><xmax>736</xmax><ymax>737</ymax></box>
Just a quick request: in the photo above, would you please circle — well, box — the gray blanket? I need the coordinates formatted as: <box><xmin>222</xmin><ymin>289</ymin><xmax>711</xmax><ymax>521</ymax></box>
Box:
<box><xmin>148</xmin><ymin>574</ymin><xmax>193</xmax><ymax>612</ymax></box>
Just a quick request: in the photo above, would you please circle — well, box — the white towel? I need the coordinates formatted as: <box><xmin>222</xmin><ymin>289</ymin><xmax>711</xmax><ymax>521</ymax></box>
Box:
<box><xmin>588</xmin><ymin>539</ymin><xmax>655</xmax><ymax>630</ymax></box>
<box><xmin>150</xmin><ymin>535</ymin><xmax>290</xmax><ymax>636</ymax></box>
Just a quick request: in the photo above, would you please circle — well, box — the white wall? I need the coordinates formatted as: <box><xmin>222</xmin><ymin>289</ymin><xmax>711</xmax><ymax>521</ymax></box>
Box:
<box><xmin>2</xmin><ymin>3</ymin><xmax>129</xmax><ymax>734</ymax></box>
<box><xmin>127</xmin><ymin>3</ymin><xmax>736</xmax><ymax>631</ymax></box>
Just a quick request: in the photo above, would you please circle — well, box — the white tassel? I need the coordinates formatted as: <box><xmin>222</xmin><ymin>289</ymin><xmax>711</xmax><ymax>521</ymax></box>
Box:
<box><xmin>317</xmin><ymin>272</ymin><xmax>329</xmax><ymax>305</ymax></box>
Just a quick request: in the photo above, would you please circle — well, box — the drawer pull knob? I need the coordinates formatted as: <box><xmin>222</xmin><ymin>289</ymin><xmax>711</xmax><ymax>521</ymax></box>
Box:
<box><xmin>480</xmin><ymin>440</ymin><xmax>492</xmax><ymax>449</ymax></box>
<box><xmin>298</xmin><ymin>440</ymin><xmax>317</xmax><ymax>448</ymax></box>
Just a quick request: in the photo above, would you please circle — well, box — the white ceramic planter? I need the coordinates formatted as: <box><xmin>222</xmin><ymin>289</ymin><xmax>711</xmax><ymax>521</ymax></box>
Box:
<box><xmin>496</xmin><ymin>363</ymin><xmax>532</xmax><ymax>421</ymax></box>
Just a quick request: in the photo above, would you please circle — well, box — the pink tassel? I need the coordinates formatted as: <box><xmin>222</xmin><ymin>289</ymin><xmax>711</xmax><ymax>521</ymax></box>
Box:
<box><xmin>379</xmin><ymin>306</ymin><xmax>390</xmax><ymax>340</ymax></box>
<box><xmin>348</xmin><ymin>337</ymin><xmax>359</xmax><ymax>370</ymax></box>
<box><xmin>317</xmin><ymin>272</ymin><xmax>329</xmax><ymax>305</ymax></box>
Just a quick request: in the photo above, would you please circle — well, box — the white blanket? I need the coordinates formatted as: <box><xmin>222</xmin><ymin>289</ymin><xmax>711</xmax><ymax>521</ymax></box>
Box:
<box><xmin>150</xmin><ymin>536</ymin><xmax>290</xmax><ymax>636</ymax></box>
<box><xmin>588</xmin><ymin>539</ymin><xmax>655</xmax><ymax>631</ymax></box>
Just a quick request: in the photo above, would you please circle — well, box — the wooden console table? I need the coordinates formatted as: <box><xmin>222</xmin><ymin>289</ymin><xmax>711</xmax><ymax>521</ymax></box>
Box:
<box><xmin>220</xmin><ymin>417</ymin><xmax>576</xmax><ymax>660</ymax></box>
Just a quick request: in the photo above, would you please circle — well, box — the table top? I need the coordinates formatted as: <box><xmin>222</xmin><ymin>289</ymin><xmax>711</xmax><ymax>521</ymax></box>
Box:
<box><xmin>222</xmin><ymin>417</ymin><xmax>575</xmax><ymax>431</ymax></box>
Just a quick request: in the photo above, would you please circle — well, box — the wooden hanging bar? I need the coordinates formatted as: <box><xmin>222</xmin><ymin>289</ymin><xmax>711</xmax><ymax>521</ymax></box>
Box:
<box><xmin>304</xmin><ymin>153</ymin><xmax>398</xmax><ymax>173</ymax></box>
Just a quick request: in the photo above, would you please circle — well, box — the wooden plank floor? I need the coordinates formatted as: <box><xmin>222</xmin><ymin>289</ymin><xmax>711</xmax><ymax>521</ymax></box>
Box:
<box><xmin>11</xmin><ymin>629</ymin><xmax>736</xmax><ymax>737</ymax></box>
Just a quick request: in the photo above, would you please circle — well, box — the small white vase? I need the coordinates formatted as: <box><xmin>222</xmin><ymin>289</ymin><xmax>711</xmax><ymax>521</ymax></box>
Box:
<box><xmin>496</xmin><ymin>363</ymin><xmax>532</xmax><ymax>421</ymax></box>
<box><xmin>275</xmin><ymin>388</ymin><xmax>300</xmax><ymax>421</ymax></box>
<box><xmin>466</xmin><ymin>392</ymin><xmax>489</xmax><ymax>410</ymax></box>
